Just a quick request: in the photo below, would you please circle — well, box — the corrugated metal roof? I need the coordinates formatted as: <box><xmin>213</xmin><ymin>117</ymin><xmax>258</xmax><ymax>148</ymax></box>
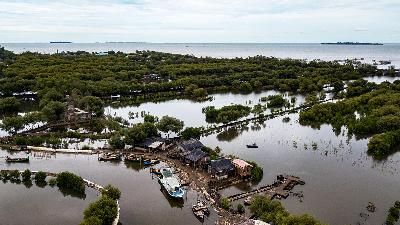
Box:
<box><xmin>210</xmin><ymin>158</ymin><xmax>235</xmax><ymax>173</ymax></box>
<box><xmin>233</xmin><ymin>159</ymin><xmax>252</xmax><ymax>169</ymax></box>
<box><xmin>179</xmin><ymin>138</ymin><xmax>204</xmax><ymax>152</ymax></box>
<box><xmin>185</xmin><ymin>149</ymin><xmax>208</xmax><ymax>162</ymax></box>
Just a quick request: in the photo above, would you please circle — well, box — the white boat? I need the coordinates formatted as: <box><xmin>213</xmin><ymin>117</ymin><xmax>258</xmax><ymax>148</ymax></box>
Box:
<box><xmin>158</xmin><ymin>168</ymin><xmax>185</xmax><ymax>198</ymax></box>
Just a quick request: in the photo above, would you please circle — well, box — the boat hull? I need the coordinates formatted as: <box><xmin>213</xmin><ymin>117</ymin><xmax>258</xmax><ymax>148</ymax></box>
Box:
<box><xmin>246</xmin><ymin>145</ymin><xmax>258</xmax><ymax>148</ymax></box>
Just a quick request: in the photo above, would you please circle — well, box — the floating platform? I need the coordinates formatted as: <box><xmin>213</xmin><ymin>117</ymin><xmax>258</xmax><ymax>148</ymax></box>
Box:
<box><xmin>226</xmin><ymin>175</ymin><xmax>304</xmax><ymax>202</ymax></box>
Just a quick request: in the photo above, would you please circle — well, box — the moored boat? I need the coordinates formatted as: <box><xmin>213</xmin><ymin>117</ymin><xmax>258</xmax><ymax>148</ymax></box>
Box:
<box><xmin>143</xmin><ymin>159</ymin><xmax>160</xmax><ymax>166</ymax></box>
<box><xmin>158</xmin><ymin>168</ymin><xmax>185</xmax><ymax>198</ymax></box>
<box><xmin>192</xmin><ymin>199</ymin><xmax>209</xmax><ymax>220</ymax></box>
<box><xmin>5</xmin><ymin>156</ymin><xmax>29</xmax><ymax>163</ymax></box>
<box><xmin>124</xmin><ymin>153</ymin><xmax>143</xmax><ymax>162</ymax></box>
<box><xmin>98</xmin><ymin>152</ymin><xmax>122</xmax><ymax>161</ymax></box>
<box><xmin>150</xmin><ymin>168</ymin><xmax>162</xmax><ymax>175</ymax></box>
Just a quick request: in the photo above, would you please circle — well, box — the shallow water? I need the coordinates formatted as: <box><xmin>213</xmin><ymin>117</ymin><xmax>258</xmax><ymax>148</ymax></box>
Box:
<box><xmin>0</xmin><ymin>151</ymin><xmax>219</xmax><ymax>225</ymax></box>
<box><xmin>1</xmin><ymin>85</ymin><xmax>400</xmax><ymax>224</ymax></box>
<box><xmin>0</xmin><ymin>175</ymin><xmax>98</xmax><ymax>225</ymax></box>
<box><xmin>201</xmin><ymin>113</ymin><xmax>400</xmax><ymax>225</ymax></box>
<box><xmin>105</xmin><ymin>90</ymin><xmax>307</xmax><ymax>128</ymax></box>
<box><xmin>1</xmin><ymin>43</ymin><xmax>399</xmax><ymax>68</ymax></box>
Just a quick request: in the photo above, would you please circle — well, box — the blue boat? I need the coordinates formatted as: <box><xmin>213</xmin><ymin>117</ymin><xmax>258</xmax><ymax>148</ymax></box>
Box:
<box><xmin>143</xmin><ymin>159</ymin><xmax>160</xmax><ymax>166</ymax></box>
<box><xmin>158</xmin><ymin>168</ymin><xmax>185</xmax><ymax>198</ymax></box>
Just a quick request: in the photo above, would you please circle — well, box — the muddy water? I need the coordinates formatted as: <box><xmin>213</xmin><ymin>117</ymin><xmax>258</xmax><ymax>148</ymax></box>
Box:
<box><xmin>0</xmin><ymin>172</ymin><xmax>98</xmax><ymax>225</ymax></box>
<box><xmin>0</xmin><ymin>151</ymin><xmax>219</xmax><ymax>225</ymax></box>
<box><xmin>105</xmin><ymin>90</ymin><xmax>308</xmax><ymax>128</ymax></box>
<box><xmin>1</xmin><ymin>86</ymin><xmax>400</xmax><ymax>225</ymax></box>
<box><xmin>201</xmin><ymin>113</ymin><xmax>400</xmax><ymax>225</ymax></box>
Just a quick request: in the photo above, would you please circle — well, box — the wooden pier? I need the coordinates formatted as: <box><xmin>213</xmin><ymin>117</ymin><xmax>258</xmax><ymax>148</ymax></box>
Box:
<box><xmin>226</xmin><ymin>175</ymin><xmax>304</xmax><ymax>202</ymax></box>
<box><xmin>201</xmin><ymin>99</ymin><xmax>333</xmax><ymax>135</ymax></box>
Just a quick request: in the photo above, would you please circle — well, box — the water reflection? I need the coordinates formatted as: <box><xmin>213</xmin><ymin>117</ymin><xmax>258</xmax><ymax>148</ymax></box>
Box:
<box><xmin>57</xmin><ymin>187</ymin><xmax>87</xmax><ymax>200</ymax></box>
<box><xmin>216</xmin><ymin>127</ymin><xmax>245</xmax><ymax>142</ymax></box>
<box><xmin>124</xmin><ymin>161</ymin><xmax>145</xmax><ymax>171</ymax></box>
<box><xmin>159</xmin><ymin>187</ymin><xmax>185</xmax><ymax>208</ymax></box>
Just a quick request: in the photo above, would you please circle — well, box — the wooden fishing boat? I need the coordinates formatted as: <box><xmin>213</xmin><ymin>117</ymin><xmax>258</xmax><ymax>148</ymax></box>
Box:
<box><xmin>143</xmin><ymin>159</ymin><xmax>160</xmax><ymax>166</ymax></box>
<box><xmin>5</xmin><ymin>156</ymin><xmax>29</xmax><ymax>163</ymax></box>
<box><xmin>124</xmin><ymin>154</ymin><xmax>143</xmax><ymax>162</ymax></box>
<box><xmin>8</xmin><ymin>145</ymin><xmax>28</xmax><ymax>151</ymax></box>
<box><xmin>98</xmin><ymin>153</ymin><xmax>122</xmax><ymax>161</ymax></box>
<box><xmin>192</xmin><ymin>199</ymin><xmax>209</xmax><ymax>220</ymax></box>
<box><xmin>150</xmin><ymin>168</ymin><xmax>162</xmax><ymax>175</ymax></box>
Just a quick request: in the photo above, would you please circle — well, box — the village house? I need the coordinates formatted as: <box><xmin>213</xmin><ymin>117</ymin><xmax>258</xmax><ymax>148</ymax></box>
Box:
<box><xmin>66</xmin><ymin>105</ymin><xmax>91</xmax><ymax>121</ymax></box>
<box><xmin>136</xmin><ymin>137</ymin><xmax>168</xmax><ymax>152</ymax></box>
<box><xmin>208</xmin><ymin>158</ymin><xmax>236</xmax><ymax>180</ymax></box>
<box><xmin>177</xmin><ymin>138</ymin><xmax>204</xmax><ymax>156</ymax></box>
<box><xmin>184</xmin><ymin>148</ymin><xmax>210</xmax><ymax>167</ymax></box>
<box><xmin>141</xmin><ymin>73</ymin><xmax>170</xmax><ymax>84</ymax></box>
<box><xmin>232</xmin><ymin>159</ymin><xmax>253</xmax><ymax>177</ymax></box>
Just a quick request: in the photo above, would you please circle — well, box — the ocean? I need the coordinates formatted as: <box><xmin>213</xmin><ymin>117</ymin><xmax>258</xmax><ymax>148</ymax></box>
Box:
<box><xmin>1</xmin><ymin>43</ymin><xmax>399</xmax><ymax>68</ymax></box>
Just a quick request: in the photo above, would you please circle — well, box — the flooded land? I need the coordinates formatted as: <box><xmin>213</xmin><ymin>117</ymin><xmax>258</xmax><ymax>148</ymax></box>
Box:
<box><xmin>1</xmin><ymin>44</ymin><xmax>400</xmax><ymax>225</ymax></box>
<box><xmin>1</xmin><ymin>82</ymin><xmax>400</xmax><ymax>225</ymax></box>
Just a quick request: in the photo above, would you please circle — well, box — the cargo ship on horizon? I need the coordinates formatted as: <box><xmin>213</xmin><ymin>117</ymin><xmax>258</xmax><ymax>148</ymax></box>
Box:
<box><xmin>321</xmin><ymin>42</ymin><xmax>383</xmax><ymax>45</ymax></box>
<box><xmin>50</xmin><ymin>41</ymin><xmax>72</xmax><ymax>44</ymax></box>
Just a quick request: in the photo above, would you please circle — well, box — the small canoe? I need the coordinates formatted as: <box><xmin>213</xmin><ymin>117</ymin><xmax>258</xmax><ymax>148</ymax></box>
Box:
<box><xmin>6</xmin><ymin>156</ymin><xmax>29</xmax><ymax>163</ymax></box>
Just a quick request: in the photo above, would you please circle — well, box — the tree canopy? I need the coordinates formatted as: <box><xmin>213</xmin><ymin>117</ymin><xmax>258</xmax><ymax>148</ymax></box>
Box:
<box><xmin>156</xmin><ymin>116</ymin><xmax>184</xmax><ymax>134</ymax></box>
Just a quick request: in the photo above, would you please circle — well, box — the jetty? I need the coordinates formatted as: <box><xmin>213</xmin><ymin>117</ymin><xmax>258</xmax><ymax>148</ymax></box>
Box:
<box><xmin>226</xmin><ymin>175</ymin><xmax>304</xmax><ymax>202</ymax></box>
<box><xmin>201</xmin><ymin>98</ymin><xmax>333</xmax><ymax>135</ymax></box>
<box><xmin>27</xmin><ymin>146</ymin><xmax>93</xmax><ymax>154</ymax></box>
<box><xmin>20</xmin><ymin>119</ymin><xmax>90</xmax><ymax>135</ymax></box>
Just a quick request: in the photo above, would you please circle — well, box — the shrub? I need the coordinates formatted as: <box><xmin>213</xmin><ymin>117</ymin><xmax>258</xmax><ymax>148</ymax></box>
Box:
<box><xmin>220</xmin><ymin>197</ymin><xmax>231</xmax><ymax>210</ymax></box>
<box><xmin>56</xmin><ymin>171</ymin><xmax>85</xmax><ymax>194</ymax></box>
<box><xmin>48</xmin><ymin>178</ymin><xmax>57</xmax><ymax>187</ymax></box>
<box><xmin>82</xmin><ymin>195</ymin><xmax>118</xmax><ymax>225</ymax></box>
<box><xmin>34</xmin><ymin>171</ymin><xmax>47</xmax><ymax>182</ymax></box>
<box><xmin>101</xmin><ymin>184</ymin><xmax>121</xmax><ymax>200</ymax></box>
<box><xmin>9</xmin><ymin>170</ymin><xmax>20</xmax><ymax>181</ymax></box>
<box><xmin>248</xmin><ymin>161</ymin><xmax>263</xmax><ymax>183</ymax></box>
<box><xmin>237</xmin><ymin>204</ymin><xmax>245</xmax><ymax>214</ymax></box>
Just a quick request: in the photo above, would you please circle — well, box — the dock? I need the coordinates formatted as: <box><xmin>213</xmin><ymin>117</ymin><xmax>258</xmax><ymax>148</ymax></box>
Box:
<box><xmin>27</xmin><ymin>146</ymin><xmax>93</xmax><ymax>154</ymax></box>
<box><xmin>201</xmin><ymin>98</ymin><xmax>333</xmax><ymax>135</ymax></box>
<box><xmin>226</xmin><ymin>175</ymin><xmax>304</xmax><ymax>202</ymax></box>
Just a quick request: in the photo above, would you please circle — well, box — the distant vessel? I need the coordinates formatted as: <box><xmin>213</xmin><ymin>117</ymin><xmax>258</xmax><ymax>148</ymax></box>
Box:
<box><xmin>50</xmin><ymin>41</ymin><xmax>72</xmax><ymax>44</ymax></box>
<box><xmin>158</xmin><ymin>168</ymin><xmax>185</xmax><ymax>198</ymax></box>
<box><xmin>246</xmin><ymin>143</ymin><xmax>258</xmax><ymax>148</ymax></box>
<box><xmin>321</xmin><ymin>42</ymin><xmax>383</xmax><ymax>46</ymax></box>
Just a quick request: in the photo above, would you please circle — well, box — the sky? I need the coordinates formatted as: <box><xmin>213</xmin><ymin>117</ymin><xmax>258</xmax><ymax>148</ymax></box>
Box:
<box><xmin>0</xmin><ymin>0</ymin><xmax>399</xmax><ymax>43</ymax></box>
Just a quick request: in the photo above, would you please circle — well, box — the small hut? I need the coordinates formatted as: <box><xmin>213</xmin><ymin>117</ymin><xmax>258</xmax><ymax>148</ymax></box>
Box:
<box><xmin>232</xmin><ymin>159</ymin><xmax>253</xmax><ymax>177</ymax></box>
<box><xmin>66</xmin><ymin>105</ymin><xmax>91</xmax><ymax>121</ymax></box>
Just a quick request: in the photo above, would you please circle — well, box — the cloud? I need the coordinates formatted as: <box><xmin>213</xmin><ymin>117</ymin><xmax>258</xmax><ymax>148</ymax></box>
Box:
<box><xmin>0</xmin><ymin>0</ymin><xmax>399</xmax><ymax>42</ymax></box>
